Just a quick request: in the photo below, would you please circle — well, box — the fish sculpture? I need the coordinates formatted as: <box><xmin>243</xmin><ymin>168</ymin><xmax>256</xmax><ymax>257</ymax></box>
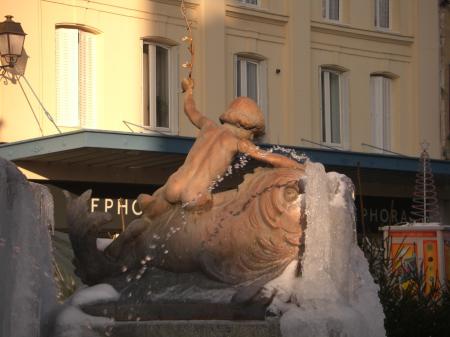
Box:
<box><xmin>67</xmin><ymin>167</ymin><xmax>306</xmax><ymax>299</ymax></box>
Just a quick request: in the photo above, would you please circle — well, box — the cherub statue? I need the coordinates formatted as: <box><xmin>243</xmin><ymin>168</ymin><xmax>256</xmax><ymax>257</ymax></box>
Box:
<box><xmin>105</xmin><ymin>78</ymin><xmax>304</xmax><ymax>260</ymax></box>
<box><xmin>138</xmin><ymin>78</ymin><xmax>304</xmax><ymax>216</ymax></box>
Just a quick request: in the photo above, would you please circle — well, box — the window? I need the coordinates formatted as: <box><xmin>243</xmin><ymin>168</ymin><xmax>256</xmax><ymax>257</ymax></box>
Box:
<box><xmin>375</xmin><ymin>0</ymin><xmax>389</xmax><ymax>29</ymax></box>
<box><xmin>370</xmin><ymin>75</ymin><xmax>391</xmax><ymax>151</ymax></box>
<box><xmin>234</xmin><ymin>54</ymin><xmax>268</xmax><ymax>136</ymax></box>
<box><xmin>142</xmin><ymin>41</ymin><xmax>178</xmax><ymax>133</ymax></box>
<box><xmin>56</xmin><ymin>27</ymin><xmax>97</xmax><ymax>128</ymax></box>
<box><xmin>320</xmin><ymin>68</ymin><xmax>348</xmax><ymax>146</ymax></box>
<box><xmin>322</xmin><ymin>0</ymin><xmax>340</xmax><ymax>21</ymax></box>
<box><xmin>236</xmin><ymin>56</ymin><xmax>260</xmax><ymax>103</ymax></box>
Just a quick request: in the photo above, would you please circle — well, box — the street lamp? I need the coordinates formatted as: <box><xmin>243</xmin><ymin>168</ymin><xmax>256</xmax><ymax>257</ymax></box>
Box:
<box><xmin>0</xmin><ymin>15</ymin><xmax>59</xmax><ymax>133</ymax></box>
<box><xmin>0</xmin><ymin>15</ymin><xmax>26</xmax><ymax>69</ymax></box>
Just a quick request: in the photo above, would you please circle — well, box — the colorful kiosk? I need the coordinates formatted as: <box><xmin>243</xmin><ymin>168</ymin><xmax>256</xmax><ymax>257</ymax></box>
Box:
<box><xmin>381</xmin><ymin>223</ymin><xmax>450</xmax><ymax>290</ymax></box>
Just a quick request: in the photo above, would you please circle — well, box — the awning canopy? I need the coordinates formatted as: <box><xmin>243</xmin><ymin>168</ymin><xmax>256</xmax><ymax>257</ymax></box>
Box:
<box><xmin>0</xmin><ymin>130</ymin><xmax>193</xmax><ymax>185</ymax></box>
<box><xmin>0</xmin><ymin>130</ymin><xmax>449</xmax><ymax>197</ymax></box>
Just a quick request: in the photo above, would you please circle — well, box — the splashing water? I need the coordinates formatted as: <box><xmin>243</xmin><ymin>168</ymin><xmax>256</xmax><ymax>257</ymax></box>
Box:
<box><xmin>266</xmin><ymin>161</ymin><xmax>386</xmax><ymax>337</ymax></box>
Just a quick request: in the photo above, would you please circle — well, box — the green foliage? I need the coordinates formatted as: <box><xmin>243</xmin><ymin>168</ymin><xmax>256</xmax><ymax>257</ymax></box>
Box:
<box><xmin>361</xmin><ymin>236</ymin><xmax>450</xmax><ymax>337</ymax></box>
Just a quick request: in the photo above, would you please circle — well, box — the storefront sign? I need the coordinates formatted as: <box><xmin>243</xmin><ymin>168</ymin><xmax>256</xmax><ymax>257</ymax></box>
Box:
<box><xmin>355</xmin><ymin>196</ymin><xmax>413</xmax><ymax>234</ymax></box>
<box><xmin>90</xmin><ymin>198</ymin><xmax>142</xmax><ymax>216</ymax></box>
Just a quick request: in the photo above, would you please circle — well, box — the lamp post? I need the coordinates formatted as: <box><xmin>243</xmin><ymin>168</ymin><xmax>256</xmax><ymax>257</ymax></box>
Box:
<box><xmin>0</xmin><ymin>15</ymin><xmax>26</xmax><ymax>69</ymax></box>
<box><xmin>0</xmin><ymin>15</ymin><xmax>60</xmax><ymax>133</ymax></box>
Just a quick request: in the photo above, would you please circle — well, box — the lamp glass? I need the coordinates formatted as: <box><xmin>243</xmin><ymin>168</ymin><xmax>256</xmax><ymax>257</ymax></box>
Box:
<box><xmin>8</xmin><ymin>33</ymin><xmax>25</xmax><ymax>57</ymax></box>
<box><xmin>0</xmin><ymin>34</ymin><xmax>8</xmax><ymax>56</ymax></box>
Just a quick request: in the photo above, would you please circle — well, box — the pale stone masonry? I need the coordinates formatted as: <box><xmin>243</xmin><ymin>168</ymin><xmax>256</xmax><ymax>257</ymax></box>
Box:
<box><xmin>0</xmin><ymin>0</ymin><xmax>444</xmax><ymax>158</ymax></box>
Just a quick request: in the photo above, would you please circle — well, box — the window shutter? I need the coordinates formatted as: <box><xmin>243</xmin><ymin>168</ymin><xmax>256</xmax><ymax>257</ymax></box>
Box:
<box><xmin>259</xmin><ymin>60</ymin><xmax>268</xmax><ymax>128</ymax></box>
<box><xmin>341</xmin><ymin>73</ymin><xmax>350</xmax><ymax>149</ymax></box>
<box><xmin>371</xmin><ymin>76</ymin><xmax>382</xmax><ymax>150</ymax></box>
<box><xmin>148</xmin><ymin>44</ymin><xmax>157</xmax><ymax>128</ymax></box>
<box><xmin>329</xmin><ymin>71</ymin><xmax>341</xmax><ymax>144</ymax></box>
<box><xmin>142</xmin><ymin>43</ymin><xmax>150</xmax><ymax>126</ymax></box>
<box><xmin>56</xmin><ymin>28</ymin><xmax>79</xmax><ymax>127</ymax></box>
<box><xmin>371</xmin><ymin>76</ymin><xmax>390</xmax><ymax>151</ymax></box>
<box><xmin>155</xmin><ymin>45</ymin><xmax>169</xmax><ymax>128</ymax></box>
<box><xmin>236</xmin><ymin>56</ymin><xmax>242</xmax><ymax>97</ymax></box>
<box><xmin>79</xmin><ymin>30</ymin><xmax>97</xmax><ymax>128</ymax></box>
<box><xmin>169</xmin><ymin>45</ymin><xmax>179</xmax><ymax>134</ymax></box>
<box><xmin>382</xmin><ymin>77</ymin><xmax>391</xmax><ymax>149</ymax></box>
<box><xmin>321</xmin><ymin>71</ymin><xmax>331</xmax><ymax>143</ymax></box>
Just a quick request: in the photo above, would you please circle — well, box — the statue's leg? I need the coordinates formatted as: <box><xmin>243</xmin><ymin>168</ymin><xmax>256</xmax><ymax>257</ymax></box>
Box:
<box><xmin>180</xmin><ymin>182</ymin><xmax>212</xmax><ymax>211</ymax></box>
<box><xmin>138</xmin><ymin>197</ymin><xmax>172</xmax><ymax>220</ymax></box>
<box><xmin>137</xmin><ymin>193</ymin><xmax>155</xmax><ymax>213</ymax></box>
<box><xmin>137</xmin><ymin>188</ymin><xmax>172</xmax><ymax>220</ymax></box>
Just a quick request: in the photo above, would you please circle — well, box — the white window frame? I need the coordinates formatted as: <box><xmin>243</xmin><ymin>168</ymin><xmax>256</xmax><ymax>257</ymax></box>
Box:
<box><xmin>375</xmin><ymin>0</ymin><xmax>390</xmax><ymax>30</ymax></box>
<box><xmin>322</xmin><ymin>0</ymin><xmax>341</xmax><ymax>22</ymax></box>
<box><xmin>235</xmin><ymin>56</ymin><xmax>260</xmax><ymax>103</ymax></box>
<box><xmin>55</xmin><ymin>27</ymin><xmax>97</xmax><ymax>128</ymax></box>
<box><xmin>320</xmin><ymin>67</ymin><xmax>349</xmax><ymax>148</ymax></box>
<box><xmin>370</xmin><ymin>75</ymin><xmax>391</xmax><ymax>152</ymax></box>
<box><xmin>142</xmin><ymin>41</ymin><xmax>179</xmax><ymax>135</ymax></box>
<box><xmin>234</xmin><ymin>55</ymin><xmax>268</xmax><ymax>134</ymax></box>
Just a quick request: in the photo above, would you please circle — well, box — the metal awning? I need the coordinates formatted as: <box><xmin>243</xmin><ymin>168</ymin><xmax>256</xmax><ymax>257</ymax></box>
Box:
<box><xmin>0</xmin><ymin>129</ymin><xmax>449</xmax><ymax>196</ymax></box>
<box><xmin>0</xmin><ymin>130</ymin><xmax>194</xmax><ymax>185</ymax></box>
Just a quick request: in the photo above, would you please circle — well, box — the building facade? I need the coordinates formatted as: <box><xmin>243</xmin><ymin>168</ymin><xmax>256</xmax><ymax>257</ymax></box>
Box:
<box><xmin>0</xmin><ymin>0</ymin><xmax>443</xmax><ymax>157</ymax></box>
<box><xmin>0</xmin><ymin>0</ymin><xmax>449</xmax><ymax>233</ymax></box>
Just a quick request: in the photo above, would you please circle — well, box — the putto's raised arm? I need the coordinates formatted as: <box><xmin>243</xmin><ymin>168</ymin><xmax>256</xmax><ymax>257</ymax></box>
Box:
<box><xmin>238</xmin><ymin>139</ymin><xmax>305</xmax><ymax>171</ymax></box>
<box><xmin>182</xmin><ymin>78</ymin><xmax>213</xmax><ymax>129</ymax></box>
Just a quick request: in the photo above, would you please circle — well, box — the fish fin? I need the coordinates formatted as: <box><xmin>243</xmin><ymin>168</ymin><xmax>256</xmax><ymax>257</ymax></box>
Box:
<box><xmin>199</xmin><ymin>251</ymin><xmax>240</xmax><ymax>284</ymax></box>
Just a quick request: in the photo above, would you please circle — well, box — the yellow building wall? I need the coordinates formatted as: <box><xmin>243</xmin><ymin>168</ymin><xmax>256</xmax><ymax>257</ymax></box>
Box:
<box><xmin>0</xmin><ymin>0</ymin><xmax>443</xmax><ymax>158</ymax></box>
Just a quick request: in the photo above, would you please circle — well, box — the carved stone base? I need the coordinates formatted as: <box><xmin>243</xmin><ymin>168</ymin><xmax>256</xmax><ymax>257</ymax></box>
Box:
<box><xmin>82</xmin><ymin>302</ymin><xmax>267</xmax><ymax>321</ymax></box>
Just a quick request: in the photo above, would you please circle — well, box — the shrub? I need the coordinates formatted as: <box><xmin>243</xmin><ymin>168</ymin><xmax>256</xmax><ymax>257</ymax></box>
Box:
<box><xmin>361</xmin><ymin>236</ymin><xmax>450</xmax><ymax>337</ymax></box>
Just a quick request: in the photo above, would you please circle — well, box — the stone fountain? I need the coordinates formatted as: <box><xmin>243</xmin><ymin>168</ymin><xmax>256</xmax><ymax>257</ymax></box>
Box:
<box><xmin>52</xmin><ymin>80</ymin><xmax>385</xmax><ymax>337</ymax></box>
<box><xmin>0</xmin><ymin>79</ymin><xmax>386</xmax><ymax>337</ymax></box>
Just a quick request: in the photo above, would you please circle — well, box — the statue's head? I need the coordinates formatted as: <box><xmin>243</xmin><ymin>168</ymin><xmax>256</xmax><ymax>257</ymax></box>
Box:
<box><xmin>219</xmin><ymin>97</ymin><xmax>265</xmax><ymax>137</ymax></box>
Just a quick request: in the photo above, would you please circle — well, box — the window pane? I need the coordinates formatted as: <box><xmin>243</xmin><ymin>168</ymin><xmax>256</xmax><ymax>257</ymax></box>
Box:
<box><xmin>329</xmin><ymin>0</ymin><xmax>340</xmax><ymax>20</ymax></box>
<box><xmin>379</xmin><ymin>0</ymin><xmax>389</xmax><ymax>28</ymax></box>
<box><xmin>236</xmin><ymin>59</ymin><xmax>241</xmax><ymax>96</ymax></box>
<box><xmin>156</xmin><ymin>46</ymin><xmax>169</xmax><ymax>128</ymax></box>
<box><xmin>321</xmin><ymin>71</ymin><xmax>327</xmax><ymax>142</ymax></box>
<box><xmin>329</xmin><ymin>72</ymin><xmax>341</xmax><ymax>143</ymax></box>
<box><xmin>247</xmin><ymin>61</ymin><xmax>258</xmax><ymax>102</ymax></box>
<box><xmin>143</xmin><ymin>44</ymin><xmax>150</xmax><ymax>126</ymax></box>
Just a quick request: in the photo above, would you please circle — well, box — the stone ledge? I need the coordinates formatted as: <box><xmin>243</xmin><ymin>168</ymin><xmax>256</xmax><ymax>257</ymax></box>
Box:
<box><xmin>83</xmin><ymin>302</ymin><xmax>267</xmax><ymax>321</ymax></box>
<box><xmin>109</xmin><ymin>319</ymin><xmax>281</xmax><ymax>337</ymax></box>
